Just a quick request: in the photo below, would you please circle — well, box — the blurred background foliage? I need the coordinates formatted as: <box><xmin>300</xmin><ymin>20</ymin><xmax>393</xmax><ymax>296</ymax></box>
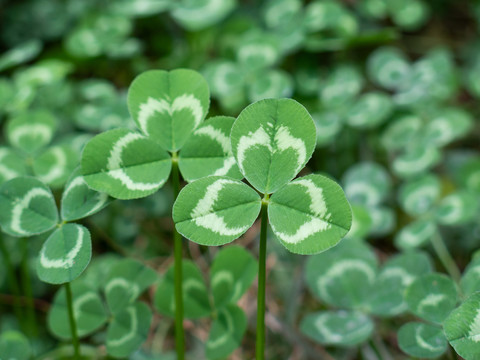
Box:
<box><xmin>0</xmin><ymin>0</ymin><xmax>480</xmax><ymax>359</ymax></box>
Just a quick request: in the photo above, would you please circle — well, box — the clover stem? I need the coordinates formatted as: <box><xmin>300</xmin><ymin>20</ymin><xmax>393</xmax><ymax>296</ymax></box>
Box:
<box><xmin>256</xmin><ymin>195</ymin><xmax>269</xmax><ymax>360</ymax></box>
<box><xmin>430</xmin><ymin>229</ymin><xmax>461</xmax><ymax>284</ymax></box>
<box><xmin>0</xmin><ymin>234</ymin><xmax>23</xmax><ymax>329</ymax></box>
<box><xmin>20</xmin><ymin>238</ymin><xmax>37</xmax><ymax>338</ymax></box>
<box><xmin>65</xmin><ymin>282</ymin><xmax>80</xmax><ymax>359</ymax></box>
<box><xmin>171</xmin><ymin>152</ymin><xmax>185</xmax><ymax>360</ymax></box>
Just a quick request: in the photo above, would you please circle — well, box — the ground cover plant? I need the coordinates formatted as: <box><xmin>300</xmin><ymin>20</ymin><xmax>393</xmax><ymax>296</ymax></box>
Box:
<box><xmin>0</xmin><ymin>0</ymin><xmax>480</xmax><ymax>359</ymax></box>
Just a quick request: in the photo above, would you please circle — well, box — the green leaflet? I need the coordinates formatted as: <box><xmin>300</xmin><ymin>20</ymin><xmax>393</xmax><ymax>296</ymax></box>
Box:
<box><xmin>312</xmin><ymin>110</ymin><xmax>342</xmax><ymax>147</ymax></box>
<box><xmin>461</xmin><ymin>257</ymin><xmax>480</xmax><ymax>297</ymax></box>
<box><xmin>345</xmin><ymin>205</ymin><xmax>373</xmax><ymax>240</ymax></box>
<box><xmin>106</xmin><ymin>301</ymin><xmax>153</xmax><ymax>358</ymax></box>
<box><xmin>381</xmin><ymin>114</ymin><xmax>422</xmax><ymax>152</ymax></box>
<box><xmin>0</xmin><ymin>331</ymin><xmax>32</xmax><ymax>360</ymax></box>
<box><xmin>48</xmin><ymin>281</ymin><xmax>108</xmax><ymax>340</ymax></box>
<box><xmin>424</xmin><ymin>108</ymin><xmax>473</xmax><ymax>147</ymax></box>
<box><xmin>300</xmin><ymin>310</ymin><xmax>374</xmax><ymax>346</ymax></box>
<box><xmin>392</xmin><ymin>144</ymin><xmax>441</xmax><ymax>178</ymax></box>
<box><xmin>80</xmin><ymin>254</ymin><xmax>121</xmax><ymax>292</ymax></box>
<box><xmin>36</xmin><ymin>224</ymin><xmax>92</xmax><ymax>284</ymax></box>
<box><xmin>368</xmin><ymin>251</ymin><xmax>432</xmax><ymax>316</ymax></box>
<box><xmin>405</xmin><ymin>273</ymin><xmax>458</xmax><ymax>324</ymax></box>
<box><xmin>61</xmin><ymin>167</ymin><xmax>110</xmax><ymax>222</ymax></box>
<box><xmin>398</xmin><ymin>322</ymin><xmax>447</xmax><ymax>358</ymax></box>
<box><xmin>33</xmin><ymin>144</ymin><xmax>78</xmax><ymax>188</ymax></box>
<box><xmin>0</xmin><ymin>39</ymin><xmax>42</xmax><ymax>72</ymax></box>
<box><xmin>155</xmin><ymin>260</ymin><xmax>211</xmax><ymax>319</ymax></box>
<box><xmin>367</xmin><ymin>47</ymin><xmax>411</xmax><ymax>90</ymax></box>
<box><xmin>104</xmin><ymin>259</ymin><xmax>158</xmax><ymax>314</ymax></box>
<box><xmin>247</xmin><ymin>69</ymin><xmax>294</xmax><ymax>103</ymax></box>
<box><xmin>81</xmin><ymin>128</ymin><xmax>171</xmax><ymax>200</ymax></box>
<box><xmin>0</xmin><ymin>147</ymin><xmax>27</xmax><ymax>184</ymax></box>
<box><xmin>171</xmin><ymin>0</ymin><xmax>237</xmax><ymax>31</ymax></box>
<box><xmin>320</xmin><ymin>64</ymin><xmax>364</xmax><ymax>107</ymax></box>
<box><xmin>343</xmin><ymin>162</ymin><xmax>391</xmax><ymax>207</ymax></box>
<box><xmin>305</xmin><ymin>240</ymin><xmax>377</xmax><ymax>309</ymax></box>
<box><xmin>230</xmin><ymin>98</ymin><xmax>316</xmax><ymax>194</ymax></box>
<box><xmin>6</xmin><ymin>110</ymin><xmax>57</xmax><ymax>154</ymax></box>
<box><xmin>269</xmin><ymin>174</ymin><xmax>352</xmax><ymax>254</ymax></box>
<box><xmin>0</xmin><ymin>176</ymin><xmax>58</xmax><ymax>237</ymax></box>
<box><xmin>206</xmin><ymin>304</ymin><xmax>247</xmax><ymax>360</ymax></box>
<box><xmin>173</xmin><ymin>176</ymin><xmax>261</xmax><ymax>246</ymax></box>
<box><xmin>127</xmin><ymin>69</ymin><xmax>210</xmax><ymax>151</ymax></box>
<box><xmin>210</xmin><ymin>246</ymin><xmax>257</xmax><ymax>308</ymax></box>
<box><xmin>435</xmin><ymin>191</ymin><xmax>479</xmax><ymax>225</ymax></box>
<box><xmin>179</xmin><ymin>116</ymin><xmax>243</xmax><ymax>182</ymax></box>
<box><xmin>346</xmin><ymin>92</ymin><xmax>393</xmax><ymax>129</ymax></box>
<box><xmin>236</xmin><ymin>32</ymin><xmax>280</xmax><ymax>71</ymax></box>
<box><xmin>444</xmin><ymin>292</ymin><xmax>480</xmax><ymax>360</ymax></box>
<box><xmin>394</xmin><ymin>219</ymin><xmax>436</xmax><ymax>250</ymax></box>
<box><xmin>398</xmin><ymin>174</ymin><xmax>440</xmax><ymax>216</ymax></box>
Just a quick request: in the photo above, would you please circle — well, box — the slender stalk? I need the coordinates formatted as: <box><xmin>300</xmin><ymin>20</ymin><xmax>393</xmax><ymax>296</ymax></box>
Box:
<box><xmin>0</xmin><ymin>234</ymin><xmax>23</xmax><ymax>327</ymax></box>
<box><xmin>171</xmin><ymin>153</ymin><xmax>185</xmax><ymax>360</ymax></box>
<box><xmin>20</xmin><ymin>238</ymin><xmax>37</xmax><ymax>337</ymax></box>
<box><xmin>65</xmin><ymin>282</ymin><xmax>80</xmax><ymax>359</ymax></box>
<box><xmin>256</xmin><ymin>195</ymin><xmax>269</xmax><ymax>360</ymax></box>
<box><xmin>430</xmin><ymin>229</ymin><xmax>461</xmax><ymax>284</ymax></box>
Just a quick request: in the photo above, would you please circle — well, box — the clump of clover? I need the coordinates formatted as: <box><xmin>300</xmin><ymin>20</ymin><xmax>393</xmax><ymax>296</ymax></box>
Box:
<box><xmin>173</xmin><ymin>98</ymin><xmax>352</xmax><ymax>359</ymax></box>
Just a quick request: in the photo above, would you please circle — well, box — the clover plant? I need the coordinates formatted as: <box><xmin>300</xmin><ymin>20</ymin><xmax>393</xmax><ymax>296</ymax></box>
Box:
<box><xmin>173</xmin><ymin>97</ymin><xmax>352</xmax><ymax>358</ymax></box>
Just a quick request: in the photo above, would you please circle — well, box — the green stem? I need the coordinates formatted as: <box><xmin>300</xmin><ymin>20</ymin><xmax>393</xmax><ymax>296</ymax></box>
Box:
<box><xmin>171</xmin><ymin>153</ymin><xmax>185</xmax><ymax>360</ymax></box>
<box><xmin>0</xmin><ymin>234</ymin><xmax>23</xmax><ymax>328</ymax></box>
<box><xmin>20</xmin><ymin>238</ymin><xmax>37</xmax><ymax>338</ymax></box>
<box><xmin>65</xmin><ymin>282</ymin><xmax>81</xmax><ymax>359</ymax></box>
<box><xmin>430</xmin><ymin>229</ymin><xmax>461</xmax><ymax>284</ymax></box>
<box><xmin>256</xmin><ymin>195</ymin><xmax>269</xmax><ymax>360</ymax></box>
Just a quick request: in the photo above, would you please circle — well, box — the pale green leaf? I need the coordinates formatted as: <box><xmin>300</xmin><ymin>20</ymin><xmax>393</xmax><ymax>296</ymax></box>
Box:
<box><xmin>210</xmin><ymin>246</ymin><xmax>257</xmax><ymax>308</ymax></box>
<box><xmin>106</xmin><ymin>301</ymin><xmax>152</xmax><ymax>358</ymax></box>
<box><xmin>300</xmin><ymin>310</ymin><xmax>374</xmax><ymax>346</ymax></box>
<box><xmin>236</xmin><ymin>31</ymin><xmax>280</xmax><ymax>71</ymax></box>
<box><xmin>6</xmin><ymin>110</ymin><xmax>57</xmax><ymax>154</ymax></box>
<box><xmin>179</xmin><ymin>116</ymin><xmax>243</xmax><ymax>182</ymax></box>
<box><xmin>48</xmin><ymin>281</ymin><xmax>108</xmax><ymax>339</ymax></box>
<box><xmin>398</xmin><ymin>322</ymin><xmax>447</xmax><ymax>358</ymax></box>
<box><xmin>312</xmin><ymin>110</ymin><xmax>342</xmax><ymax>147</ymax></box>
<box><xmin>398</xmin><ymin>174</ymin><xmax>440</xmax><ymax>216</ymax></box>
<box><xmin>305</xmin><ymin>240</ymin><xmax>377</xmax><ymax>309</ymax></box>
<box><xmin>61</xmin><ymin>167</ymin><xmax>111</xmax><ymax>222</ymax></box>
<box><xmin>154</xmin><ymin>260</ymin><xmax>211</xmax><ymax>319</ymax></box>
<box><xmin>444</xmin><ymin>292</ymin><xmax>480</xmax><ymax>360</ymax></box>
<box><xmin>343</xmin><ymin>204</ymin><xmax>372</xmax><ymax>240</ymax></box>
<box><xmin>0</xmin><ymin>331</ymin><xmax>32</xmax><ymax>360</ymax></box>
<box><xmin>395</xmin><ymin>219</ymin><xmax>436</xmax><ymax>250</ymax></box>
<box><xmin>37</xmin><ymin>224</ymin><xmax>92</xmax><ymax>284</ymax></box>
<box><xmin>0</xmin><ymin>177</ymin><xmax>58</xmax><ymax>237</ymax></box>
<box><xmin>0</xmin><ymin>40</ymin><xmax>42</xmax><ymax>72</ymax></box>
<box><xmin>173</xmin><ymin>176</ymin><xmax>261</xmax><ymax>246</ymax></box>
<box><xmin>393</xmin><ymin>145</ymin><xmax>442</xmax><ymax>179</ymax></box>
<box><xmin>435</xmin><ymin>191</ymin><xmax>479</xmax><ymax>226</ymax></box>
<box><xmin>381</xmin><ymin>114</ymin><xmax>422</xmax><ymax>152</ymax></box>
<box><xmin>320</xmin><ymin>65</ymin><xmax>364</xmax><ymax>107</ymax></box>
<box><xmin>104</xmin><ymin>259</ymin><xmax>157</xmax><ymax>314</ymax></box>
<box><xmin>346</xmin><ymin>92</ymin><xmax>393</xmax><ymax>129</ymax></box>
<box><xmin>206</xmin><ymin>304</ymin><xmax>247</xmax><ymax>360</ymax></box>
<box><xmin>367</xmin><ymin>46</ymin><xmax>411</xmax><ymax>90</ymax></box>
<box><xmin>231</xmin><ymin>98</ymin><xmax>316</xmax><ymax>194</ymax></box>
<box><xmin>127</xmin><ymin>69</ymin><xmax>210</xmax><ymax>151</ymax></box>
<box><xmin>33</xmin><ymin>144</ymin><xmax>78</xmax><ymax>188</ymax></box>
<box><xmin>0</xmin><ymin>147</ymin><xmax>27</xmax><ymax>185</ymax></box>
<box><xmin>269</xmin><ymin>174</ymin><xmax>352</xmax><ymax>254</ymax></box>
<box><xmin>81</xmin><ymin>128</ymin><xmax>171</xmax><ymax>200</ymax></box>
<box><xmin>247</xmin><ymin>69</ymin><xmax>294</xmax><ymax>103</ymax></box>
<box><xmin>171</xmin><ymin>0</ymin><xmax>237</xmax><ymax>31</ymax></box>
<box><xmin>424</xmin><ymin>108</ymin><xmax>473</xmax><ymax>147</ymax></box>
<box><xmin>405</xmin><ymin>273</ymin><xmax>458</xmax><ymax>324</ymax></box>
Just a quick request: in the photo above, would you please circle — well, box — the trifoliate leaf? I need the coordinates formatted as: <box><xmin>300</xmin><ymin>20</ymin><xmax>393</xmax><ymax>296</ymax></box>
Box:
<box><xmin>300</xmin><ymin>310</ymin><xmax>374</xmax><ymax>346</ymax></box>
<box><xmin>444</xmin><ymin>292</ymin><xmax>480</xmax><ymax>360</ymax></box>
<box><xmin>81</xmin><ymin>128</ymin><xmax>171</xmax><ymax>200</ymax></box>
<box><xmin>210</xmin><ymin>246</ymin><xmax>257</xmax><ymax>308</ymax></box>
<box><xmin>127</xmin><ymin>69</ymin><xmax>210</xmax><ymax>151</ymax></box>
<box><xmin>0</xmin><ymin>177</ymin><xmax>58</xmax><ymax>237</ymax></box>
<box><xmin>37</xmin><ymin>224</ymin><xmax>92</xmax><ymax>284</ymax></box>
<box><xmin>231</xmin><ymin>98</ymin><xmax>316</xmax><ymax>194</ymax></box>
<box><xmin>398</xmin><ymin>322</ymin><xmax>447</xmax><ymax>358</ymax></box>
<box><xmin>48</xmin><ymin>281</ymin><xmax>108</xmax><ymax>339</ymax></box>
<box><xmin>155</xmin><ymin>260</ymin><xmax>211</xmax><ymax>319</ymax></box>
<box><xmin>106</xmin><ymin>302</ymin><xmax>152</xmax><ymax>358</ymax></box>
<box><xmin>269</xmin><ymin>174</ymin><xmax>352</xmax><ymax>254</ymax></box>
<box><xmin>33</xmin><ymin>144</ymin><xmax>78</xmax><ymax>188</ymax></box>
<box><xmin>61</xmin><ymin>167</ymin><xmax>110</xmax><ymax>222</ymax></box>
<box><xmin>6</xmin><ymin>110</ymin><xmax>57</xmax><ymax>154</ymax></box>
<box><xmin>305</xmin><ymin>240</ymin><xmax>377</xmax><ymax>309</ymax></box>
<box><xmin>173</xmin><ymin>176</ymin><xmax>261</xmax><ymax>246</ymax></box>
<box><xmin>179</xmin><ymin>116</ymin><xmax>243</xmax><ymax>182</ymax></box>
<box><xmin>105</xmin><ymin>259</ymin><xmax>158</xmax><ymax>314</ymax></box>
<box><xmin>206</xmin><ymin>304</ymin><xmax>247</xmax><ymax>360</ymax></box>
<box><xmin>405</xmin><ymin>273</ymin><xmax>458</xmax><ymax>324</ymax></box>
